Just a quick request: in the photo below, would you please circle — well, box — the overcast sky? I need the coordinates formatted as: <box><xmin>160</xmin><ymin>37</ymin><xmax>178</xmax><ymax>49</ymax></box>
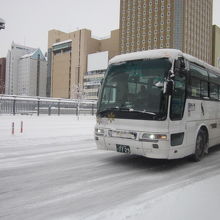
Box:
<box><xmin>0</xmin><ymin>0</ymin><xmax>220</xmax><ymax>58</ymax></box>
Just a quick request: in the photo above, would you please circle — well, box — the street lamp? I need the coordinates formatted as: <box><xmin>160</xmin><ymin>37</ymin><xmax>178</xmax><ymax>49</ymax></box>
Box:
<box><xmin>0</xmin><ymin>18</ymin><xmax>5</xmax><ymax>30</ymax></box>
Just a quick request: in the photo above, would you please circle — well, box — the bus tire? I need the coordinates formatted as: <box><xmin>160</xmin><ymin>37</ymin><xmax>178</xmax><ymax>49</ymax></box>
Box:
<box><xmin>191</xmin><ymin>130</ymin><xmax>206</xmax><ymax>162</ymax></box>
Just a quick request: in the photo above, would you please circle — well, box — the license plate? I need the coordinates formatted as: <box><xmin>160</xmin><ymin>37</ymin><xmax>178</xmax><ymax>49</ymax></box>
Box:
<box><xmin>116</xmin><ymin>144</ymin><xmax>130</xmax><ymax>153</ymax></box>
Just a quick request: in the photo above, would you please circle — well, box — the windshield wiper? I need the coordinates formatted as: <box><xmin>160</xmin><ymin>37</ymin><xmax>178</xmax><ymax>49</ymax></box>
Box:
<box><xmin>98</xmin><ymin>107</ymin><xmax>121</xmax><ymax>114</ymax></box>
<box><xmin>126</xmin><ymin>109</ymin><xmax>156</xmax><ymax>115</ymax></box>
<box><xmin>98</xmin><ymin>107</ymin><xmax>156</xmax><ymax>116</ymax></box>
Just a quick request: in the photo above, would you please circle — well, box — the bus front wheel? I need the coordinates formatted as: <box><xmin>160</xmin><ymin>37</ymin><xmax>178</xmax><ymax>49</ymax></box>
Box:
<box><xmin>192</xmin><ymin>130</ymin><xmax>206</xmax><ymax>162</ymax></box>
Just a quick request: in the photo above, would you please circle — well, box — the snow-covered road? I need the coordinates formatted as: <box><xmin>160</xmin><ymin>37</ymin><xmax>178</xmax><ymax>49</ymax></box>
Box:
<box><xmin>0</xmin><ymin>115</ymin><xmax>220</xmax><ymax>220</ymax></box>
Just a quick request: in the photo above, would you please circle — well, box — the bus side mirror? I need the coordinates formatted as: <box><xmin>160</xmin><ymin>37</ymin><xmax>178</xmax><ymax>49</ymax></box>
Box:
<box><xmin>175</xmin><ymin>58</ymin><xmax>186</xmax><ymax>76</ymax></box>
<box><xmin>175</xmin><ymin>58</ymin><xmax>185</xmax><ymax>69</ymax></box>
<box><xmin>164</xmin><ymin>80</ymin><xmax>174</xmax><ymax>95</ymax></box>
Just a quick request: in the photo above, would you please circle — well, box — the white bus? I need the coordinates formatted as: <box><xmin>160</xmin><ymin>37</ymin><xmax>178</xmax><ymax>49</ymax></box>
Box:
<box><xmin>95</xmin><ymin>49</ymin><xmax>220</xmax><ymax>161</ymax></box>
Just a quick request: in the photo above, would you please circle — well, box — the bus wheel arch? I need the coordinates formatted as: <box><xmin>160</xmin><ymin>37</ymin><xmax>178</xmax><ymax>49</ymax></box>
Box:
<box><xmin>192</xmin><ymin>126</ymin><xmax>209</xmax><ymax>162</ymax></box>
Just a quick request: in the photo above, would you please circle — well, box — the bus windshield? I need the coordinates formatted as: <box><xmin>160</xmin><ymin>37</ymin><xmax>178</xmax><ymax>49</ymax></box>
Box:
<box><xmin>97</xmin><ymin>58</ymin><xmax>172</xmax><ymax>120</ymax></box>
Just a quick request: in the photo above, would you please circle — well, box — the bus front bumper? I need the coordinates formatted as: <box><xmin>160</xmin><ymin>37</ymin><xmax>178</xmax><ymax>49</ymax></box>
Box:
<box><xmin>95</xmin><ymin>136</ymin><xmax>172</xmax><ymax>159</ymax></box>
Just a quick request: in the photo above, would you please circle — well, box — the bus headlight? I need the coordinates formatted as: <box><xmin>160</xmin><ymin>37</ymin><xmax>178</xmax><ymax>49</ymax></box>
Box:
<box><xmin>95</xmin><ymin>128</ymin><xmax>105</xmax><ymax>136</ymax></box>
<box><xmin>140</xmin><ymin>133</ymin><xmax>167</xmax><ymax>142</ymax></box>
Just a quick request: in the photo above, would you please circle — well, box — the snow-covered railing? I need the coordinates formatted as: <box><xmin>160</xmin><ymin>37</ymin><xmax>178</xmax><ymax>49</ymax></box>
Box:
<box><xmin>0</xmin><ymin>94</ymin><xmax>97</xmax><ymax>116</ymax></box>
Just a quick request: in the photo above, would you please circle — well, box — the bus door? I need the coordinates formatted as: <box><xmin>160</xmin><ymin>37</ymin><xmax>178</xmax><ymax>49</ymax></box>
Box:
<box><xmin>169</xmin><ymin>72</ymin><xmax>187</xmax><ymax>148</ymax></box>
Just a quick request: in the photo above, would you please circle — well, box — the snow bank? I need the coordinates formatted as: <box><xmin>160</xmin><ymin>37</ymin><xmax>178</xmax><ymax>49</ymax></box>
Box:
<box><xmin>0</xmin><ymin>115</ymin><xmax>96</xmax><ymax>140</ymax></box>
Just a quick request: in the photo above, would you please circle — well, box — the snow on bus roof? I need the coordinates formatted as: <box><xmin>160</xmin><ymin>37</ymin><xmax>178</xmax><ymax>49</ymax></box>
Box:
<box><xmin>109</xmin><ymin>49</ymin><xmax>183</xmax><ymax>64</ymax></box>
<box><xmin>183</xmin><ymin>53</ymin><xmax>220</xmax><ymax>74</ymax></box>
<box><xmin>109</xmin><ymin>49</ymin><xmax>220</xmax><ymax>74</ymax></box>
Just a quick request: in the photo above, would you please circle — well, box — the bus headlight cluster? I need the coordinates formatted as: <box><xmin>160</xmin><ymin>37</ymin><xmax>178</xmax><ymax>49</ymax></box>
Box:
<box><xmin>140</xmin><ymin>133</ymin><xmax>167</xmax><ymax>142</ymax></box>
<box><xmin>95</xmin><ymin>128</ymin><xmax>105</xmax><ymax>136</ymax></box>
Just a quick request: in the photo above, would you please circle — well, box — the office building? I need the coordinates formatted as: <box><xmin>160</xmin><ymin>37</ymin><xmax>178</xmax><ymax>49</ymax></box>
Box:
<box><xmin>84</xmin><ymin>51</ymin><xmax>108</xmax><ymax>100</ymax></box>
<box><xmin>120</xmin><ymin>0</ymin><xmax>213</xmax><ymax>64</ymax></box>
<box><xmin>18</xmin><ymin>49</ymin><xmax>47</xmax><ymax>96</ymax></box>
<box><xmin>5</xmin><ymin>42</ymin><xmax>36</xmax><ymax>95</ymax></box>
<box><xmin>0</xmin><ymin>57</ymin><xmax>6</xmax><ymax>94</ymax></box>
<box><xmin>212</xmin><ymin>25</ymin><xmax>220</xmax><ymax>69</ymax></box>
<box><xmin>48</xmin><ymin>29</ymin><xmax>119</xmax><ymax>99</ymax></box>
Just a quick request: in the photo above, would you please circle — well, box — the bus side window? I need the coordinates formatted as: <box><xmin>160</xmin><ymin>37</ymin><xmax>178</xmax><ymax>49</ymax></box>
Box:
<box><xmin>209</xmin><ymin>71</ymin><xmax>220</xmax><ymax>101</ymax></box>
<box><xmin>210</xmin><ymin>83</ymin><xmax>219</xmax><ymax>100</ymax></box>
<box><xmin>189</xmin><ymin>63</ymin><xmax>209</xmax><ymax>99</ymax></box>
<box><xmin>200</xmin><ymin>81</ymin><xmax>208</xmax><ymax>98</ymax></box>
<box><xmin>190</xmin><ymin>77</ymin><xmax>200</xmax><ymax>97</ymax></box>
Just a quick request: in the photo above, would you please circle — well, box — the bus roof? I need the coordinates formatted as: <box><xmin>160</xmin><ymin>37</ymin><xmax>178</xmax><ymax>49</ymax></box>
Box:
<box><xmin>109</xmin><ymin>49</ymin><xmax>220</xmax><ymax>74</ymax></box>
<box><xmin>109</xmin><ymin>49</ymin><xmax>182</xmax><ymax>64</ymax></box>
<box><xmin>183</xmin><ymin>53</ymin><xmax>220</xmax><ymax>74</ymax></box>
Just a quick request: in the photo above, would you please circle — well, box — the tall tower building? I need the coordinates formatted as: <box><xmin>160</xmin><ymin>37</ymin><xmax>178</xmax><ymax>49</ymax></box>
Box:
<box><xmin>120</xmin><ymin>0</ymin><xmax>213</xmax><ymax>64</ymax></box>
